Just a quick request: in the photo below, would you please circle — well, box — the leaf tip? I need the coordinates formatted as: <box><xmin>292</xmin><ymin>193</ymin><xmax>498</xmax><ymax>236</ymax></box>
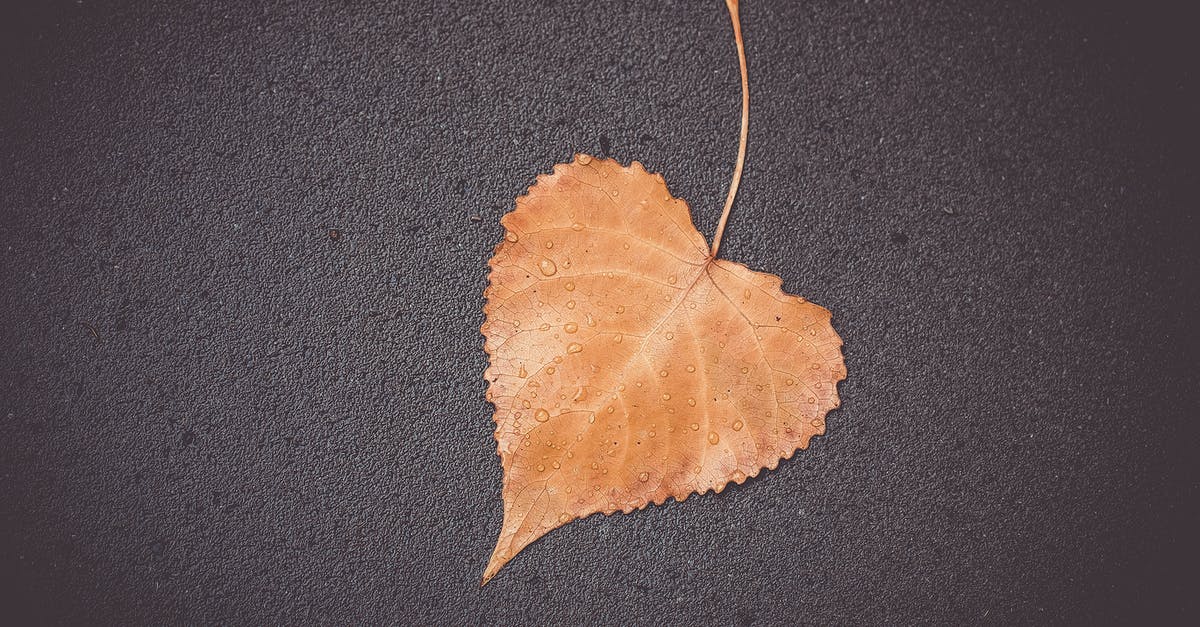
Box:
<box><xmin>481</xmin><ymin>544</ymin><xmax>508</xmax><ymax>586</ymax></box>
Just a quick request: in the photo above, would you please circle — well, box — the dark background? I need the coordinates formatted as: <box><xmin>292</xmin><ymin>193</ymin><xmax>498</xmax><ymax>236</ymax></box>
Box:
<box><xmin>2</xmin><ymin>0</ymin><xmax>1196</xmax><ymax>623</ymax></box>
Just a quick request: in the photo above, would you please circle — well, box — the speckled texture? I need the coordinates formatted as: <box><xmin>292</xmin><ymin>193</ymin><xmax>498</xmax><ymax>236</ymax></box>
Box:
<box><xmin>1</xmin><ymin>0</ymin><xmax>1196</xmax><ymax>623</ymax></box>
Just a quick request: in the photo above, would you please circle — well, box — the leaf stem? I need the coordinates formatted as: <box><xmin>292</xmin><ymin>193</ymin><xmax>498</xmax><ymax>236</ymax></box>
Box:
<box><xmin>711</xmin><ymin>0</ymin><xmax>748</xmax><ymax>259</ymax></box>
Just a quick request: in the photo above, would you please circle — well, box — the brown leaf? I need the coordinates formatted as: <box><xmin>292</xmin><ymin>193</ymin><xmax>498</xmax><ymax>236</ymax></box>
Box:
<box><xmin>480</xmin><ymin>155</ymin><xmax>846</xmax><ymax>583</ymax></box>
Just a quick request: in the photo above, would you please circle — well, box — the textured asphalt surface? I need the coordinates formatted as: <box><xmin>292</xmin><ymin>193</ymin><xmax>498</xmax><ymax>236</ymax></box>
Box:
<box><xmin>2</xmin><ymin>0</ymin><xmax>1197</xmax><ymax>624</ymax></box>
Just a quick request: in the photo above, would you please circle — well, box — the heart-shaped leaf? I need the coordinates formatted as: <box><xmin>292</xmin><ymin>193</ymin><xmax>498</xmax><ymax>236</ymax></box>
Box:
<box><xmin>480</xmin><ymin>154</ymin><xmax>845</xmax><ymax>583</ymax></box>
<box><xmin>479</xmin><ymin>0</ymin><xmax>845</xmax><ymax>584</ymax></box>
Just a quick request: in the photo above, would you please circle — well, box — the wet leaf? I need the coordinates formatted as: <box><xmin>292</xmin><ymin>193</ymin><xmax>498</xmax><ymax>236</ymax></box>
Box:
<box><xmin>480</xmin><ymin>155</ymin><xmax>846</xmax><ymax>583</ymax></box>
<box><xmin>479</xmin><ymin>0</ymin><xmax>844</xmax><ymax>583</ymax></box>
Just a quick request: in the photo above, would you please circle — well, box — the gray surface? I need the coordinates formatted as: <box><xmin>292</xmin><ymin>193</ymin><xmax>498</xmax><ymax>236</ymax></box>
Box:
<box><xmin>2</xmin><ymin>0</ymin><xmax>1196</xmax><ymax>624</ymax></box>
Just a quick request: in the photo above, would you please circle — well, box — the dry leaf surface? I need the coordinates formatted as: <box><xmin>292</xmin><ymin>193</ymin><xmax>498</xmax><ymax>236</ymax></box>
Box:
<box><xmin>481</xmin><ymin>155</ymin><xmax>846</xmax><ymax>582</ymax></box>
